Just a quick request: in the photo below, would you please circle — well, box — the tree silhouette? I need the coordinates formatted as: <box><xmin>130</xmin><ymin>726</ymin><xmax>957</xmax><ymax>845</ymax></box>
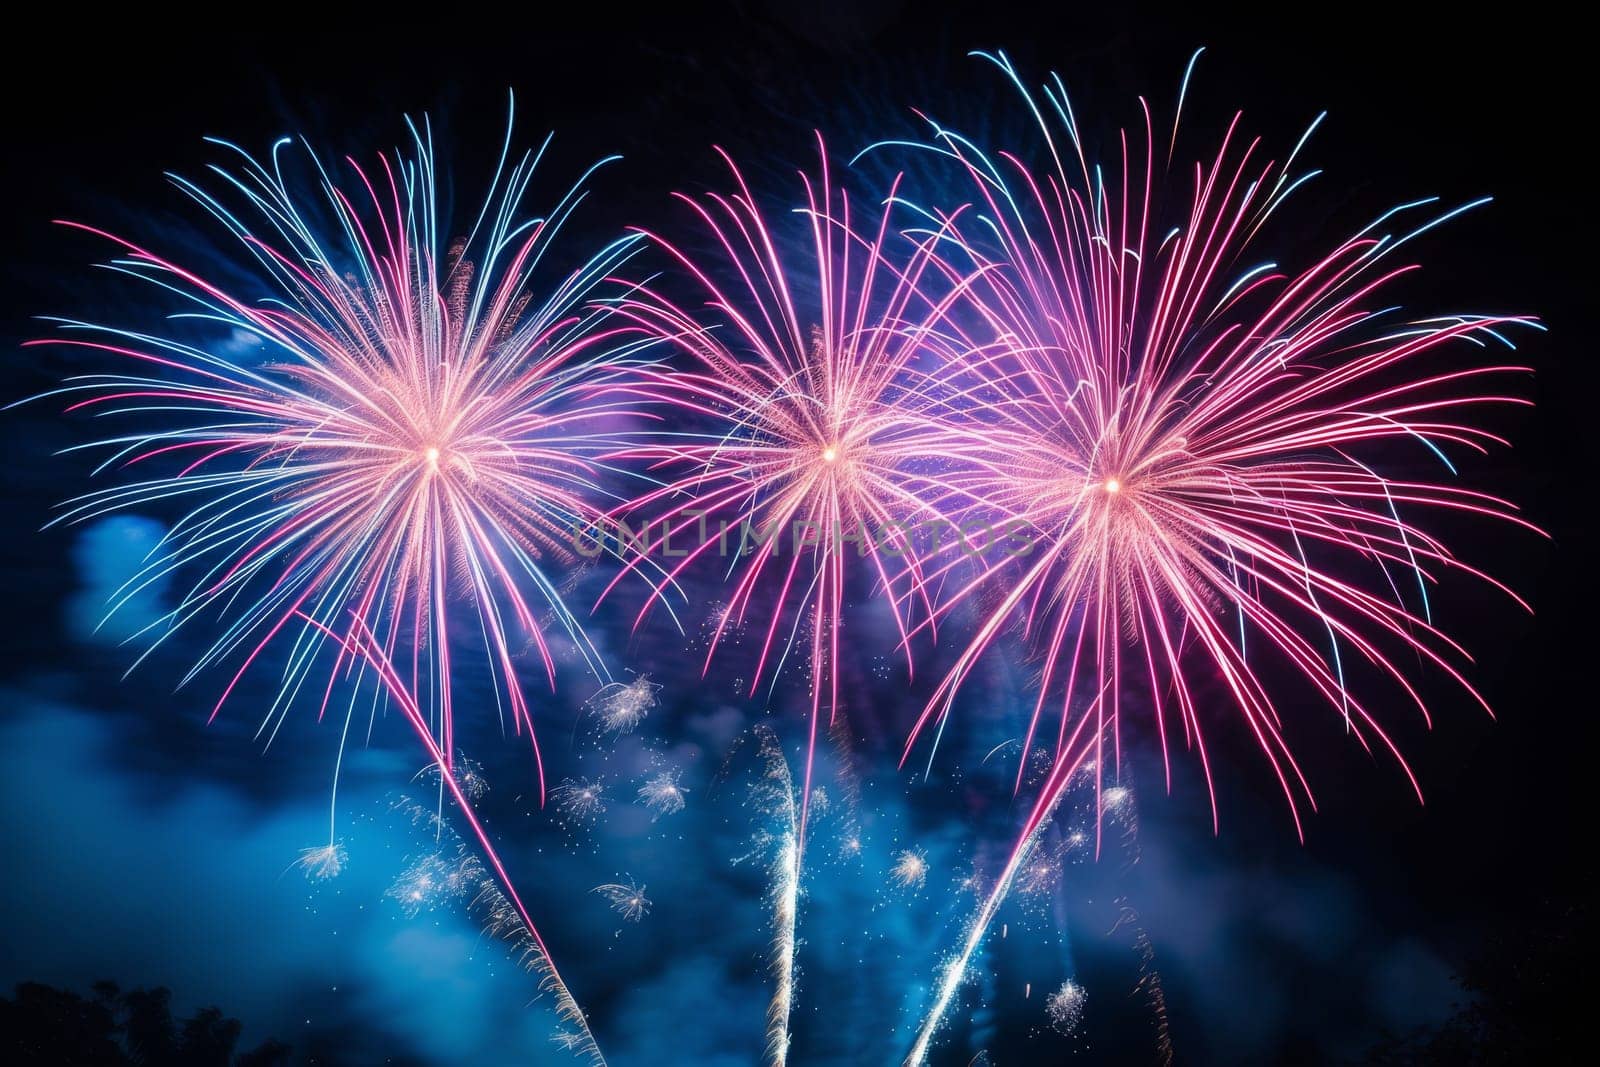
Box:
<box><xmin>1361</xmin><ymin>896</ymin><xmax>1588</xmax><ymax>1065</ymax></box>
<box><xmin>0</xmin><ymin>981</ymin><xmax>288</xmax><ymax>1066</ymax></box>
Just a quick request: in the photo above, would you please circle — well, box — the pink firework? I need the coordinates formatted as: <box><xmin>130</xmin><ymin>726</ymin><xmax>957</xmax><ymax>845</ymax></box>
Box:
<box><xmin>606</xmin><ymin>138</ymin><xmax>980</xmax><ymax>839</ymax></box>
<box><xmin>900</xmin><ymin>52</ymin><xmax>1541</xmax><ymax>843</ymax></box>
<box><xmin>897</xmin><ymin>53</ymin><xmax>1541</xmax><ymax>1063</ymax></box>
<box><xmin>35</xmin><ymin>116</ymin><xmax>653</xmax><ymax>806</ymax></box>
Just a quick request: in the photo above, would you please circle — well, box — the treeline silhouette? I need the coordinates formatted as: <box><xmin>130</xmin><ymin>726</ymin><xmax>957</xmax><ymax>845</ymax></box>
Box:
<box><xmin>1359</xmin><ymin>895</ymin><xmax>1588</xmax><ymax>1065</ymax></box>
<box><xmin>0</xmin><ymin>981</ymin><xmax>288</xmax><ymax>1066</ymax></box>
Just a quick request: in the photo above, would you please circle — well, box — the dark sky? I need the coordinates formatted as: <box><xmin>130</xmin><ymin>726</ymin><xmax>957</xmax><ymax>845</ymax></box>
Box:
<box><xmin>0</xmin><ymin>4</ymin><xmax>1591</xmax><ymax>1065</ymax></box>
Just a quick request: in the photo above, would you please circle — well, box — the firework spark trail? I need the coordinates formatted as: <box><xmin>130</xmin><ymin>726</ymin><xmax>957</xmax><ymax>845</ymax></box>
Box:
<box><xmin>605</xmin><ymin>138</ymin><xmax>987</xmax><ymax>850</ymax></box>
<box><xmin>903</xmin><ymin>748</ymin><xmax>1083</xmax><ymax>1067</ymax></box>
<box><xmin>768</xmin><ymin>835</ymin><xmax>801</xmax><ymax>1067</ymax></box>
<box><xmin>1120</xmin><ymin>904</ymin><xmax>1174</xmax><ymax>1065</ymax></box>
<box><xmin>885</xmin><ymin>50</ymin><xmax>1539</xmax><ymax>847</ymax></box>
<box><xmin>389</xmin><ymin>801</ymin><xmax>606</xmax><ymax>1067</ymax></box>
<box><xmin>475</xmin><ymin>876</ymin><xmax>605</xmax><ymax>1067</ymax></box>
<box><xmin>1100</xmin><ymin>779</ymin><xmax>1174</xmax><ymax>1065</ymax></box>
<box><xmin>320</xmin><ymin>616</ymin><xmax>606</xmax><ymax>1064</ymax></box>
<box><xmin>31</xmin><ymin>103</ymin><xmax>657</xmax><ymax>838</ymax></box>
<box><xmin>749</xmin><ymin>727</ymin><xmax>801</xmax><ymax>1067</ymax></box>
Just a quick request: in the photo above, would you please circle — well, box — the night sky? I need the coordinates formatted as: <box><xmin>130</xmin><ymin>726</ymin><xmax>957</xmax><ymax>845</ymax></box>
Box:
<box><xmin>1</xmin><ymin>5</ymin><xmax>1590</xmax><ymax>1065</ymax></box>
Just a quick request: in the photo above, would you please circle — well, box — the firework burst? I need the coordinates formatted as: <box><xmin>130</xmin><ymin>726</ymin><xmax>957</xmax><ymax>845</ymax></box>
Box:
<box><xmin>891</xmin><ymin>52</ymin><xmax>1536</xmax><ymax>1063</ymax></box>
<box><xmin>1014</xmin><ymin>840</ymin><xmax>1066</xmax><ymax>898</ymax></box>
<box><xmin>607</xmin><ymin>139</ymin><xmax>984</xmax><ymax>842</ymax></box>
<box><xmin>33</xmin><ymin>103</ymin><xmax>655</xmax><ymax>832</ymax></box>
<box><xmin>893</xmin><ymin>51</ymin><xmax>1539</xmax><ymax>844</ymax></box>
<box><xmin>29</xmin><ymin>105</ymin><xmax>639</xmax><ymax>1062</ymax></box>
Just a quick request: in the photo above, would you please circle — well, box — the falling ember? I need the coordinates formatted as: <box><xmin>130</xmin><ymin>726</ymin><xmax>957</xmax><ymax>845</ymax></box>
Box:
<box><xmin>1046</xmin><ymin>981</ymin><xmax>1087</xmax><ymax>1035</ymax></box>
<box><xmin>387</xmin><ymin>852</ymin><xmax>481</xmax><ymax>918</ymax></box>
<box><xmin>550</xmin><ymin>1031</ymin><xmax>588</xmax><ymax>1053</ymax></box>
<box><xmin>552</xmin><ymin>778</ymin><xmax>608</xmax><ymax>824</ymax></box>
<box><xmin>589</xmin><ymin>675</ymin><xmax>661</xmax><ymax>735</ymax></box>
<box><xmin>890</xmin><ymin>849</ymin><xmax>930</xmax><ymax>891</ymax></box>
<box><xmin>637</xmin><ymin>770</ymin><xmax>689</xmax><ymax>816</ymax></box>
<box><xmin>418</xmin><ymin>755</ymin><xmax>489</xmax><ymax>802</ymax></box>
<box><xmin>593</xmin><ymin>878</ymin><xmax>652</xmax><ymax>923</ymax></box>
<box><xmin>294</xmin><ymin>842</ymin><xmax>347</xmax><ymax>881</ymax></box>
<box><xmin>807</xmin><ymin>788</ymin><xmax>831</xmax><ymax>818</ymax></box>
